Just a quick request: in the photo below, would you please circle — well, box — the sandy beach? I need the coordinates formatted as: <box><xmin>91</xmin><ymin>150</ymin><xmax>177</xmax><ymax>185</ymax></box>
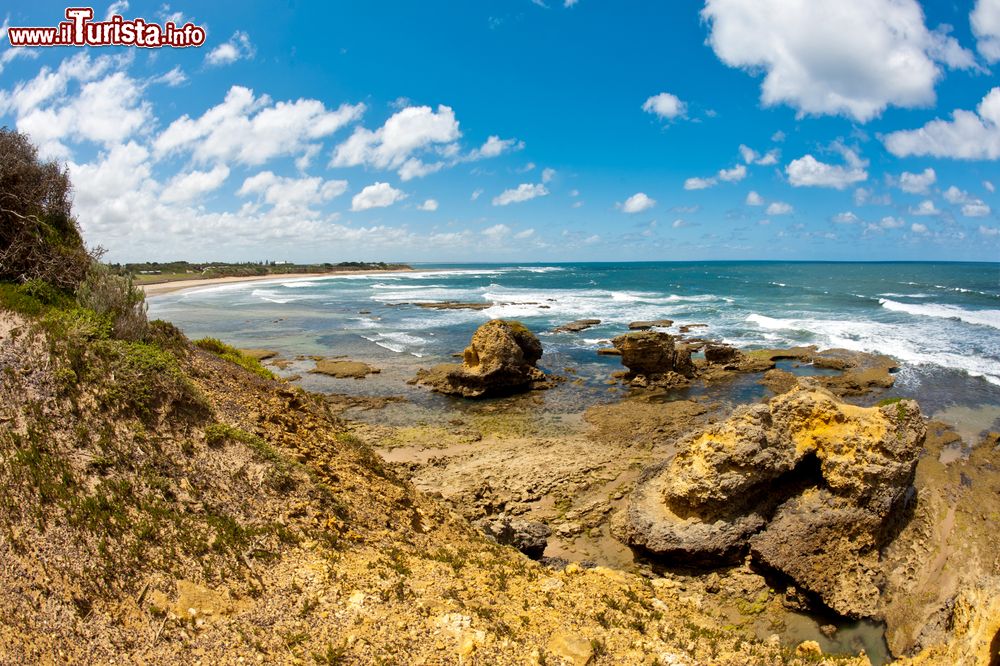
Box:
<box><xmin>140</xmin><ymin>268</ymin><xmax>415</xmax><ymax>297</ymax></box>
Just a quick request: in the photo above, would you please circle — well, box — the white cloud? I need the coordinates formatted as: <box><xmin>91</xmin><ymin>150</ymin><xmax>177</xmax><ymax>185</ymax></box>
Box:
<box><xmin>515</xmin><ymin>228</ymin><xmax>536</xmax><ymax>239</ymax></box>
<box><xmin>331</xmin><ymin>104</ymin><xmax>463</xmax><ymax>180</ymax></box>
<box><xmin>896</xmin><ymin>168</ymin><xmax>936</xmax><ymax>194</ymax></box>
<box><xmin>738</xmin><ymin>144</ymin><xmax>779</xmax><ymax>165</ymax></box>
<box><xmin>12</xmin><ymin>66</ymin><xmax>151</xmax><ymax>159</ymax></box>
<box><xmin>541</xmin><ymin>167</ymin><xmax>556</xmax><ymax>183</ymax></box>
<box><xmin>154</xmin><ymin>65</ymin><xmax>187</xmax><ymax>87</ymax></box>
<box><xmin>471</xmin><ymin>188</ymin><xmax>483</xmax><ymax>201</ymax></box>
<box><xmin>963</xmin><ymin>201</ymin><xmax>992</xmax><ymax>217</ymax></box>
<box><xmin>786</xmin><ymin>148</ymin><xmax>868</xmax><ymax>189</ymax></box>
<box><xmin>238</xmin><ymin>171</ymin><xmax>348</xmax><ymax>213</ymax></box>
<box><xmin>564</xmin><ymin>0</ymin><xmax>579</xmax><ymax>6</ymax></box>
<box><xmin>157</xmin><ymin>5</ymin><xmax>185</xmax><ymax>24</ymax></box>
<box><xmin>684</xmin><ymin>177</ymin><xmax>716</xmax><ymax>190</ymax></box>
<box><xmin>417</xmin><ymin>198</ymin><xmax>439</xmax><ymax>211</ymax></box>
<box><xmin>942</xmin><ymin>185</ymin><xmax>991</xmax><ymax>216</ymax></box>
<box><xmin>717</xmin><ymin>164</ymin><xmax>746</xmax><ymax>182</ymax></box>
<box><xmin>69</xmin><ymin>142</ymin><xmax>153</xmax><ymax>234</ymax></box>
<box><xmin>910</xmin><ymin>199</ymin><xmax>940</xmax><ymax>216</ymax></box>
<box><xmin>883</xmin><ymin>87</ymin><xmax>1000</xmax><ymax>160</ymax></box>
<box><xmin>972</xmin><ymin>0</ymin><xmax>1000</xmax><ymax>63</ymax></box>
<box><xmin>986</xmin><ymin>180</ymin><xmax>996</xmax><ymax>193</ymax></box>
<box><xmin>351</xmin><ymin>182</ymin><xmax>406</xmax><ymax>212</ymax></box>
<box><xmin>911</xmin><ymin>222</ymin><xmax>929</xmax><ymax>234</ymax></box>
<box><xmin>880</xmin><ymin>216</ymin><xmax>906</xmax><ymax>229</ymax></box>
<box><xmin>397</xmin><ymin>158</ymin><xmax>445</xmax><ymax>181</ymax></box>
<box><xmin>156</xmin><ymin>86</ymin><xmax>364</xmax><ymax>166</ymax></box>
<box><xmin>833</xmin><ymin>211</ymin><xmax>860</xmax><ymax>224</ymax></box>
<box><xmin>205</xmin><ymin>31</ymin><xmax>255</xmax><ymax>67</ymax></box>
<box><xmin>620</xmin><ymin>192</ymin><xmax>656</xmax><ymax>213</ymax></box>
<box><xmin>980</xmin><ymin>224</ymin><xmax>1000</xmax><ymax>236</ymax></box>
<box><xmin>104</xmin><ymin>1</ymin><xmax>128</xmax><ymax>20</ymax></box>
<box><xmin>492</xmin><ymin>183</ymin><xmax>549</xmax><ymax>206</ymax></box>
<box><xmin>701</xmin><ymin>0</ymin><xmax>974</xmax><ymax>122</ymax></box>
<box><xmin>943</xmin><ymin>185</ymin><xmax>972</xmax><ymax>204</ymax></box>
<box><xmin>766</xmin><ymin>201</ymin><xmax>793</xmax><ymax>215</ymax></box>
<box><xmin>854</xmin><ymin>187</ymin><xmax>891</xmax><ymax>206</ymax></box>
<box><xmin>468</xmin><ymin>135</ymin><xmax>523</xmax><ymax>160</ymax></box>
<box><xmin>161</xmin><ymin>165</ymin><xmax>230</xmax><ymax>204</ymax></box>
<box><xmin>0</xmin><ymin>18</ymin><xmax>37</xmax><ymax>75</ymax></box>
<box><xmin>482</xmin><ymin>224</ymin><xmax>511</xmax><ymax>241</ymax></box>
<box><xmin>745</xmin><ymin>191</ymin><xmax>764</xmax><ymax>206</ymax></box>
<box><xmin>642</xmin><ymin>92</ymin><xmax>687</xmax><ymax>120</ymax></box>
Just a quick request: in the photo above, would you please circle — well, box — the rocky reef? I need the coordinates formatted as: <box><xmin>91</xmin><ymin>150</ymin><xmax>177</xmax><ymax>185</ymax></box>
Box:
<box><xmin>413</xmin><ymin>319</ymin><xmax>550</xmax><ymax>398</ymax></box>
<box><xmin>613</xmin><ymin>387</ymin><xmax>926</xmax><ymax>618</ymax></box>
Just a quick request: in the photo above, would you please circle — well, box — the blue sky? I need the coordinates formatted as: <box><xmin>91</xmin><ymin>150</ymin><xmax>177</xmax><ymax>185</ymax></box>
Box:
<box><xmin>2</xmin><ymin>1</ymin><xmax>1000</xmax><ymax>263</ymax></box>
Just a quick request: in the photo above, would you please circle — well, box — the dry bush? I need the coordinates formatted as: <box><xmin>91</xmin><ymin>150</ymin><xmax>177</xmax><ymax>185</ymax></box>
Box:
<box><xmin>0</xmin><ymin>127</ymin><xmax>94</xmax><ymax>291</ymax></box>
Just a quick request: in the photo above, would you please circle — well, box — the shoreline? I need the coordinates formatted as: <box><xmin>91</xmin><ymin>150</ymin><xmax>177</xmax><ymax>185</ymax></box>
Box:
<box><xmin>140</xmin><ymin>268</ymin><xmax>415</xmax><ymax>297</ymax></box>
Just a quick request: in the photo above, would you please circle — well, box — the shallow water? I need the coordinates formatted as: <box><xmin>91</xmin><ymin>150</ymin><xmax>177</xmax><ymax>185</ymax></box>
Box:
<box><xmin>759</xmin><ymin>612</ymin><xmax>891</xmax><ymax>665</ymax></box>
<box><xmin>148</xmin><ymin>261</ymin><xmax>1000</xmax><ymax>441</ymax></box>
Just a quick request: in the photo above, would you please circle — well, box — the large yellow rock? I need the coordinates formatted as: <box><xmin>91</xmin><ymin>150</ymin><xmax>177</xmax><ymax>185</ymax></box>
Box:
<box><xmin>546</xmin><ymin>630</ymin><xmax>593</xmax><ymax>665</ymax></box>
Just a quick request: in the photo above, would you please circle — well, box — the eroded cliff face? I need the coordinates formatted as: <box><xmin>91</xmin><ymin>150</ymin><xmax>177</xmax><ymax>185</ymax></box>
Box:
<box><xmin>614</xmin><ymin>388</ymin><xmax>926</xmax><ymax>619</ymax></box>
<box><xmin>4</xmin><ymin>306</ymin><xmax>870</xmax><ymax>665</ymax></box>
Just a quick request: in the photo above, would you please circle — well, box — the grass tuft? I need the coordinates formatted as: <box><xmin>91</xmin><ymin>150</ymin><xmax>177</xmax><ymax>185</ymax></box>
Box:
<box><xmin>195</xmin><ymin>337</ymin><xmax>276</xmax><ymax>380</ymax></box>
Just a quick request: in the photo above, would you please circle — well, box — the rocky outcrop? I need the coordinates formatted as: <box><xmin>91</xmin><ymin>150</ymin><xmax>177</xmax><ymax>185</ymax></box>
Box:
<box><xmin>611</xmin><ymin>331</ymin><xmax>694</xmax><ymax>387</ymax></box>
<box><xmin>310</xmin><ymin>359</ymin><xmax>380</xmax><ymax>378</ymax></box>
<box><xmin>628</xmin><ymin>319</ymin><xmax>673</xmax><ymax>330</ymax></box>
<box><xmin>477</xmin><ymin>515</ymin><xmax>551</xmax><ymax>559</ymax></box>
<box><xmin>613</xmin><ymin>387</ymin><xmax>925</xmax><ymax>618</ymax></box>
<box><xmin>703</xmin><ymin>343</ymin><xmax>739</xmax><ymax>366</ymax></box>
<box><xmin>413</xmin><ymin>320</ymin><xmax>548</xmax><ymax>398</ymax></box>
<box><xmin>553</xmin><ymin>319</ymin><xmax>601</xmax><ymax>333</ymax></box>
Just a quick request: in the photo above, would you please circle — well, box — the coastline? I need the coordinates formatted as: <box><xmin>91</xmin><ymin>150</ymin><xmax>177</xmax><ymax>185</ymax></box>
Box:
<box><xmin>140</xmin><ymin>268</ymin><xmax>415</xmax><ymax>297</ymax></box>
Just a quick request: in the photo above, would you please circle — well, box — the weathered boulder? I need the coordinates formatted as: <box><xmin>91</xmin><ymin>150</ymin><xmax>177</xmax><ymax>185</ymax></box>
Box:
<box><xmin>704</xmin><ymin>343</ymin><xmax>739</xmax><ymax>365</ymax></box>
<box><xmin>610</xmin><ymin>458</ymin><xmax>773</xmax><ymax>561</ymax></box>
<box><xmin>477</xmin><ymin>515</ymin><xmax>551</xmax><ymax>559</ymax></box>
<box><xmin>613</xmin><ymin>387</ymin><xmax>925</xmax><ymax>617</ymax></box>
<box><xmin>413</xmin><ymin>320</ymin><xmax>547</xmax><ymax>398</ymax></box>
<box><xmin>611</xmin><ymin>331</ymin><xmax>694</xmax><ymax>381</ymax></box>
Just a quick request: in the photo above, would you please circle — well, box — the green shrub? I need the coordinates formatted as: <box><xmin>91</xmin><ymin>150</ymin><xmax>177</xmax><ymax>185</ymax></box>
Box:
<box><xmin>77</xmin><ymin>263</ymin><xmax>148</xmax><ymax>340</ymax></box>
<box><xmin>145</xmin><ymin>319</ymin><xmax>187</xmax><ymax>350</ymax></box>
<box><xmin>91</xmin><ymin>340</ymin><xmax>210</xmax><ymax>418</ymax></box>
<box><xmin>194</xmin><ymin>337</ymin><xmax>276</xmax><ymax>380</ymax></box>
<box><xmin>0</xmin><ymin>280</ymin><xmax>70</xmax><ymax>316</ymax></box>
<box><xmin>0</xmin><ymin>128</ymin><xmax>94</xmax><ymax>290</ymax></box>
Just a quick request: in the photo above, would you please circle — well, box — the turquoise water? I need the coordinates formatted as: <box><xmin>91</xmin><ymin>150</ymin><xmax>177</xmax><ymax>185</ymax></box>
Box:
<box><xmin>148</xmin><ymin>261</ymin><xmax>1000</xmax><ymax>431</ymax></box>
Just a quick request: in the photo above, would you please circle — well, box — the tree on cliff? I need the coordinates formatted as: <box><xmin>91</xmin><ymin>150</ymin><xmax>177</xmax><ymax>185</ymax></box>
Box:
<box><xmin>0</xmin><ymin>127</ymin><xmax>94</xmax><ymax>290</ymax></box>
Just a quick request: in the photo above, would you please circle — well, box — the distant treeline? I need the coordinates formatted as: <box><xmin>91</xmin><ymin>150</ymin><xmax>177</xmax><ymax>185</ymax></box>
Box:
<box><xmin>113</xmin><ymin>261</ymin><xmax>411</xmax><ymax>280</ymax></box>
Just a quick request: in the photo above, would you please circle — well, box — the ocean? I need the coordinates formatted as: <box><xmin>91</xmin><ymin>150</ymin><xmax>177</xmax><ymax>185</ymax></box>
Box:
<box><xmin>148</xmin><ymin>261</ymin><xmax>1000</xmax><ymax>440</ymax></box>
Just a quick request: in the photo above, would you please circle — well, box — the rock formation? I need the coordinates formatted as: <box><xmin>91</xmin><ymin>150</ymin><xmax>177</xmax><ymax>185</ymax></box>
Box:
<box><xmin>413</xmin><ymin>320</ymin><xmax>548</xmax><ymax>398</ymax></box>
<box><xmin>613</xmin><ymin>387</ymin><xmax>925</xmax><ymax>618</ymax></box>
<box><xmin>628</xmin><ymin>319</ymin><xmax>673</xmax><ymax>330</ymax></box>
<box><xmin>310</xmin><ymin>359</ymin><xmax>380</xmax><ymax>378</ymax></box>
<box><xmin>610</xmin><ymin>331</ymin><xmax>694</xmax><ymax>387</ymax></box>
<box><xmin>477</xmin><ymin>515</ymin><xmax>551</xmax><ymax>559</ymax></box>
<box><xmin>553</xmin><ymin>319</ymin><xmax>601</xmax><ymax>333</ymax></box>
